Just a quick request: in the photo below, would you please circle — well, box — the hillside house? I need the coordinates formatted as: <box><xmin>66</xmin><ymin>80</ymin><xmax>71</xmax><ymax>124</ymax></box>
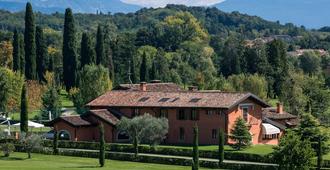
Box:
<box><xmin>47</xmin><ymin>82</ymin><xmax>298</xmax><ymax>145</ymax></box>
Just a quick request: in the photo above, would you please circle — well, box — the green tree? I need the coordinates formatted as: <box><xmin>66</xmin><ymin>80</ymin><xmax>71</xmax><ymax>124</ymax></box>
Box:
<box><xmin>96</xmin><ymin>25</ymin><xmax>106</xmax><ymax>66</ymax></box>
<box><xmin>218</xmin><ymin>129</ymin><xmax>224</xmax><ymax>165</ymax></box>
<box><xmin>99</xmin><ymin>123</ymin><xmax>105</xmax><ymax>167</ymax></box>
<box><xmin>229</xmin><ymin>117</ymin><xmax>251</xmax><ymax>150</ymax></box>
<box><xmin>117</xmin><ymin>114</ymin><xmax>169</xmax><ymax>156</ymax></box>
<box><xmin>24</xmin><ymin>2</ymin><xmax>37</xmax><ymax>80</ymax></box>
<box><xmin>273</xmin><ymin>131</ymin><xmax>315</xmax><ymax>170</ymax></box>
<box><xmin>53</xmin><ymin>130</ymin><xmax>59</xmax><ymax>155</ymax></box>
<box><xmin>139</xmin><ymin>52</ymin><xmax>148</xmax><ymax>82</ymax></box>
<box><xmin>13</xmin><ymin>29</ymin><xmax>21</xmax><ymax>72</ymax></box>
<box><xmin>63</xmin><ymin>8</ymin><xmax>78</xmax><ymax>91</ymax></box>
<box><xmin>70</xmin><ymin>65</ymin><xmax>111</xmax><ymax>114</ymax></box>
<box><xmin>192</xmin><ymin>125</ymin><xmax>199</xmax><ymax>170</ymax></box>
<box><xmin>19</xmin><ymin>33</ymin><xmax>25</xmax><ymax>73</ymax></box>
<box><xmin>80</xmin><ymin>32</ymin><xmax>96</xmax><ymax>67</ymax></box>
<box><xmin>41</xmin><ymin>84</ymin><xmax>61</xmax><ymax>120</ymax></box>
<box><xmin>317</xmin><ymin>136</ymin><xmax>322</xmax><ymax>170</ymax></box>
<box><xmin>221</xmin><ymin>36</ymin><xmax>244</xmax><ymax>77</ymax></box>
<box><xmin>20</xmin><ymin>84</ymin><xmax>28</xmax><ymax>133</ymax></box>
<box><xmin>36</xmin><ymin>26</ymin><xmax>48</xmax><ymax>83</ymax></box>
<box><xmin>19</xmin><ymin>133</ymin><xmax>42</xmax><ymax>159</ymax></box>
<box><xmin>299</xmin><ymin>52</ymin><xmax>321</xmax><ymax>75</ymax></box>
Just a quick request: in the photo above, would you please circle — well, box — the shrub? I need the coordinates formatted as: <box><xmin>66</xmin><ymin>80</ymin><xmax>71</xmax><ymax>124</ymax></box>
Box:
<box><xmin>0</xmin><ymin>142</ymin><xmax>15</xmax><ymax>157</ymax></box>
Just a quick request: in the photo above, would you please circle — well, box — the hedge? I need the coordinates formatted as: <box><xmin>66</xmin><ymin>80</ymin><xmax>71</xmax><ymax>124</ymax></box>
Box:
<box><xmin>42</xmin><ymin>140</ymin><xmax>273</xmax><ymax>163</ymax></box>
<box><xmin>15</xmin><ymin>145</ymin><xmax>278</xmax><ymax>170</ymax></box>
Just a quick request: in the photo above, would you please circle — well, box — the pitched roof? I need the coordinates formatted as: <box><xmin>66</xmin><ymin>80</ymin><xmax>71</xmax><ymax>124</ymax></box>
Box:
<box><xmin>114</xmin><ymin>83</ymin><xmax>183</xmax><ymax>92</ymax></box>
<box><xmin>88</xmin><ymin>109</ymin><xmax>119</xmax><ymax>125</ymax></box>
<box><xmin>86</xmin><ymin>91</ymin><xmax>270</xmax><ymax>109</ymax></box>
<box><xmin>263</xmin><ymin>107</ymin><xmax>297</xmax><ymax>119</ymax></box>
<box><xmin>46</xmin><ymin>115</ymin><xmax>92</xmax><ymax>127</ymax></box>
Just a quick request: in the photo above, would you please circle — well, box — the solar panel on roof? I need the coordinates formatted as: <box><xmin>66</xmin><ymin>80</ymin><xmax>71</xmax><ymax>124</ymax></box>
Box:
<box><xmin>171</xmin><ymin>97</ymin><xmax>180</xmax><ymax>102</ymax></box>
<box><xmin>190</xmin><ymin>98</ymin><xmax>201</xmax><ymax>103</ymax></box>
<box><xmin>159</xmin><ymin>98</ymin><xmax>170</xmax><ymax>102</ymax></box>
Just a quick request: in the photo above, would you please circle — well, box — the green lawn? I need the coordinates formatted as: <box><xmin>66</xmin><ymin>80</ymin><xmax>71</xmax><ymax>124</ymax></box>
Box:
<box><xmin>158</xmin><ymin>144</ymin><xmax>274</xmax><ymax>156</ymax></box>
<box><xmin>0</xmin><ymin>152</ymin><xmax>221</xmax><ymax>170</ymax></box>
<box><xmin>60</xmin><ymin>89</ymin><xmax>74</xmax><ymax>108</ymax></box>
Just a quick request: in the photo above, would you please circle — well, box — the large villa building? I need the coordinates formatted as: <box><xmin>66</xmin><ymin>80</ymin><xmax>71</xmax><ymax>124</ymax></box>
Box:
<box><xmin>48</xmin><ymin>82</ymin><xmax>298</xmax><ymax>145</ymax></box>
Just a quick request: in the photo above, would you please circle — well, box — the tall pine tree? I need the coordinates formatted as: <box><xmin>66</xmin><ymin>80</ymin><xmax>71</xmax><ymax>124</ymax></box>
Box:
<box><xmin>13</xmin><ymin>29</ymin><xmax>21</xmax><ymax>72</ymax></box>
<box><xmin>19</xmin><ymin>34</ymin><xmax>25</xmax><ymax>73</ymax></box>
<box><xmin>140</xmin><ymin>52</ymin><xmax>148</xmax><ymax>82</ymax></box>
<box><xmin>36</xmin><ymin>26</ymin><xmax>48</xmax><ymax>83</ymax></box>
<box><xmin>108</xmin><ymin>47</ymin><xmax>115</xmax><ymax>82</ymax></box>
<box><xmin>62</xmin><ymin>8</ymin><xmax>78</xmax><ymax>91</ymax></box>
<box><xmin>24</xmin><ymin>2</ymin><xmax>37</xmax><ymax>80</ymax></box>
<box><xmin>80</xmin><ymin>32</ymin><xmax>96</xmax><ymax>68</ymax></box>
<box><xmin>20</xmin><ymin>84</ymin><xmax>28</xmax><ymax>133</ymax></box>
<box><xmin>99</xmin><ymin>123</ymin><xmax>105</xmax><ymax>167</ymax></box>
<box><xmin>96</xmin><ymin>25</ymin><xmax>106</xmax><ymax>66</ymax></box>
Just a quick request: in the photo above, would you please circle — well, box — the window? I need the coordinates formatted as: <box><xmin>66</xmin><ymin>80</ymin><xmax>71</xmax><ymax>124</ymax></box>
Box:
<box><xmin>212</xmin><ymin>129</ymin><xmax>217</xmax><ymax>139</ymax></box>
<box><xmin>159</xmin><ymin>98</ymin><xmax>170</xmax><ymax>102</ymax></box>
<box><xmin>160</xmin><ymin>109</ymin><xmax>168</xmax><ymax>118</ymax></box>
<box><xmin>263</xmin><ymin>134</ymin><xmax>279</xmax><ymax>140</ymax></box>
<box><xmin>177</xmin><ymin>109</ymin><xmax>186</xmax><ymax>120</ymax></box>
<box><xmin>242</xmin><ymin>107</ymin><xmax>249</xmax><ymax>121</ymax></box>
<box><xmin>133</xmin><ymin>108</ymin><xmax>139</xmax><ymax>116</ymax></box>
<box><xmin>138</xmin><ymin>97</ymin><xmax>149</xmax><ymax>102</ymax></box>
<box><xmin>207</xmin><ymin>110</ymin><xmax>215</xmax><ymax>115</ymax></box>
<box><xmin>190</xmin><ymin>98</ymin><xmax>201</xmax><ymax>103</ymax></box>
<box><xmin>171</xmin><ymin>97</ymin><xmax>180</xmax><ymax>102</ymax></box>
<box><xmin>191</xmin><ymin>109</ymin><xmax>199</xmax><ymax>120</ymax></box>
<box><xmin>179</xmin><ymin>127</ymin><xmax>185</xmax><ymax>141</ymax></box>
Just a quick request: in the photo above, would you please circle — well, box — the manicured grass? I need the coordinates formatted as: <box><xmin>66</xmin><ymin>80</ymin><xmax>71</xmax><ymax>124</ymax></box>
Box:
<box><xmin>0</xmin><ymin>125</ymin><xmax>51</xmax><ymax>133</ymax></box>
<box><xmin>10</xmin><ymin>109</ymin><xmax>41</xmax><ymax>121</ymax></box>
<box><xmin>157</xmin><ymin>144</ymin><xmax>274</xmax><ymax>155</ymax></box>
<box><xmin>60</xmin><ymin>89</ymin><xmax>74</xmax><ymax>108</ymax></box>
<box><xmin>0</xmin><ymin>152</ymin><xmax>221</xmax><ymax>170</ymax></box>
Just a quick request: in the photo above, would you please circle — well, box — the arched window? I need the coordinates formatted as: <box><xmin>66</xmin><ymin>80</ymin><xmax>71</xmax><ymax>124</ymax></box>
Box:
<box><xmin>59</xmin><ymin>130</ymin><xmax>71</xmax><ymax>140</ymax></box>
<box><xmin>117</xmin><ymin>131</ymin><xmax>130</xmax><ymax>142</ymax></box>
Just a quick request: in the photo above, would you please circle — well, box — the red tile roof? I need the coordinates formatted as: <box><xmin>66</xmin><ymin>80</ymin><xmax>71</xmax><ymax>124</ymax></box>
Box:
<box><xmin>89</xmin><ymin>109</ymin><xmax>119</xmax><ymax>125</ymax></box>
<box><xmin>46</xmin><ymin>115</ymin><xmax>92</xmax><ymax>127</ymax></box>
<box><xmin>114</xmin><ymin>83</ymin><xmax>183</xmax><ymax>92</ymax></box>
<box><xmin>87</xmin><ymin>91</ymin><xmax>269</xmax><ymax>109</ymax></box>
<box><xmin>262</xmin><ymin>107</ymin><xmax>297</xmax><ymax>119</ymax></box>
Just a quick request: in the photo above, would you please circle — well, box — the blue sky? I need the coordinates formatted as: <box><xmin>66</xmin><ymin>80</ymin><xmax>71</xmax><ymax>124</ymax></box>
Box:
<box><xmin>121</xmin><ymin>0</ymin><xmax>226</xmax><ymax>7</ymax></box>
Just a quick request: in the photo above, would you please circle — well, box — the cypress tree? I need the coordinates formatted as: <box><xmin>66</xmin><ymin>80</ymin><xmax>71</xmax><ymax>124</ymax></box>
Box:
<box><xmin>99</xmin><ymin>123</ymin><xmax>105</xmax><ymax>167</ymax></box>
<box><xmin>96</xmin><ymin>25</ymin><xmax>106</xmax><ymax>66</ymax></box>
<box><xmin>150</xmin><ymin>60</ymin><xmax>157</xmax><ymax>81</ymax></box>
<box><xmin>36</xmin><ymin>26</ymin><xmax>48</xmax><ymax>83</ymax></box>
<box><xmin>24</xmin><ymin>2</ymin><xmax>37</xmax><ymax>80</ymax></box>
<box><xmin>317</xmin><ymin>136</ymin><xmax>322</xmax><ymax>170</ymax></box>
<box><xmin>218</xmin><ymin>129</ymin><xmax>225</xmax><ymax>165</ymax></box>
<box><xmin>13</xmin><ymin>29</ymin><xmax>21</xmax><ymax>72</ymax></box>
<box><xmin>140</xmin><ymin>52</ymin><xmax>148</xmax><ymax>82</ymax></box>
<box><xmin>19</xmin><ymin>34</ymin><xmax>25</xmax><ymax>74</ymax></box>
<box><xmin>53</xmin><ymin>130</ymin><xmax>59</xmax><ymax>155</ymax></box>
<box><xmin>20</xmin><ymin>84</ymin><xmax>28</xmax><ymax>133</ymax></box>
<box><xmin>80</xmin><ymin>32</ymin><xmax>96</xmax><ymax>68</ymax></box>
<box><xmin>192</xmin><ymin>125</ymin><xmax>199</xmax><ymax>170</ymax></box>
<box><xmin>133</xmin><ymin>135</ymin><xmax>138</xmax><ymax>156</ymax></box>
<box><xmin>108</xmin><ymin>48</ymin><xmax>115</xmax><ymax>82</ymax></box>
<box><xmin>62</xmin><ymin>8</ymin><xmax>78</xmax><ymax>91</ymax></box>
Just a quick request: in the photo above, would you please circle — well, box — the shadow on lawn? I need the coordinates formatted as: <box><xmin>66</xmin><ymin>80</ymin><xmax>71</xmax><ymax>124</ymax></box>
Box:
<box><xmin>0</xmin><ymin>156</ymin><xmax>26</xmax><ymax>161</ymax></box>
<box><xmin>62</xmin><ymin>165</ymin><xmax>100</xmax><ymax>169</ymax></box>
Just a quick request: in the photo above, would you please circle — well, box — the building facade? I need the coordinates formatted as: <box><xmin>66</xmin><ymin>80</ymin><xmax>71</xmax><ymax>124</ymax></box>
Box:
<box><xmin>48</xmin><ymin>82</ymin><xmax>298</xmax><ymax>145</ymax></box>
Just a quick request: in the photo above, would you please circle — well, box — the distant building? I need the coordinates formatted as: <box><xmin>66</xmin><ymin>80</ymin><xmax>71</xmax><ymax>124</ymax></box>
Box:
<box><xmin>47</xmin><ymin>82</ymin><xmax>298</xmax><ymax>145</ymax></box>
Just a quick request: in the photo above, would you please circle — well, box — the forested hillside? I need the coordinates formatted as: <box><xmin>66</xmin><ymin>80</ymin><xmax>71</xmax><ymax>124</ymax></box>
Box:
<box><xmin>1</xmin><ymin>4</ymin><xmax>330</xmax><ymax>124</ymax></box>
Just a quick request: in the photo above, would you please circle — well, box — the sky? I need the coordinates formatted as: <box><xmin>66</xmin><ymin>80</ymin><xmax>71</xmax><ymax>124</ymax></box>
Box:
<box><xmin>121</xmin><ymin>0</ymin><xmax>226</xmax><ymax>7</ymax></box>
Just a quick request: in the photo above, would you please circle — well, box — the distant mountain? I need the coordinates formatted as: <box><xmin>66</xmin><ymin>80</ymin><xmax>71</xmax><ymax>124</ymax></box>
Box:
<box><xmin>0</xmin><ymin>0</ymin><xmax>141</xmax><ymax>13</ymax></box>
<box><xmin>215</xmin><ymin>0</ymin><xmax>330</xmax><ymax>28</ymax></box>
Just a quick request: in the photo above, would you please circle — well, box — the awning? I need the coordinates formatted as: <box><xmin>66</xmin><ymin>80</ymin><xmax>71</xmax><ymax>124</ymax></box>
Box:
<box><xmin>13</xmin><ymin>120</ymin><xmax>45</xmax><ymax>128</ymax></box>
<box><xmin>262</xmin><ymin>123</ymin><xmax>280</xmax><ymax>135</ymax></box>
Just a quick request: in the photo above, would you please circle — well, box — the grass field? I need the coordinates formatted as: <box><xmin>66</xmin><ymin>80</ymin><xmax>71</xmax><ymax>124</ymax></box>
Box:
<box><xmin>60</xmin><ymin>89</ymin><xmax>74</xmax><ymax>108</ymax></box>
<box><xmin>0</xmin><ymin>152</ymin><xmax>221</xmax><ymax>170</ymax></box>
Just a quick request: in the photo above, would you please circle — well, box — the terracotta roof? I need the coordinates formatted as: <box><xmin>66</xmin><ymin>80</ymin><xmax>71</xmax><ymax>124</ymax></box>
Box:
<box><xmin>46</xmin><ymin>115</ymin><xmax>92</xmax><ymax>127</ymax></box>
<box><xmin>114</xmin><ymin>83</ymin><xmax>183</xmax><ymax>92</ymax></box>
<box><xmin>89</xmin><ymin>109</ymin><xmax>119</xmax><ymax>125</ymax></box>
<box><xmin>263</xmin><ymin>107</ymin><xmax>297</xmax><ymax>119</ymax></box>
<box><xmin>87</xmin><ymin>91</ymin><xmax>269</xmax><ymax>109</ymax></box>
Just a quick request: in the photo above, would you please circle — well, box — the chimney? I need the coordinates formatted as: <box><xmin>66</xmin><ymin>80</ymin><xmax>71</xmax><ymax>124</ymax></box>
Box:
<box><xmin>277</xmin><ymin>103</ymin><xmax>283</xmax><ymax>114</ymax></box>
<box><xmin>140</xmin><ymin>82</ymin><xmax>147</xmax><ymax>91</ymax></box>
<box><xmin>188</xmin><ymin>86</ymin><xmax>198</xmax><ymax>91</ymax></box>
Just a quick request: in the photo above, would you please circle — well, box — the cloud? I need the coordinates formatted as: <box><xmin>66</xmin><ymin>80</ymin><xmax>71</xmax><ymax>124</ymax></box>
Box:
<box><xmin>121</xmin><ymin>0</ymin><xmax>226</xmax><ymax>8</ymax></box>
